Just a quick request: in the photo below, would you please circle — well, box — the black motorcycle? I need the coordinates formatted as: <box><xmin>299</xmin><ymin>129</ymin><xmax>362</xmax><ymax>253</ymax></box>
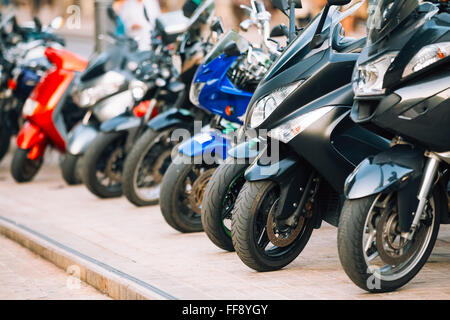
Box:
<box><xmin>338</xmin><ymin>0</ymin><xmax>450</xmax><ymax>293</ymax></box>
<box><xmin>228</xmin><ymin>0</ymin><xmax>392</xmax><ymax>272</ymax></box>
<box><xmin>81</xmin><ymin>2</ymin><xmax>216</xmax><ymax>200</ymax></box>
<box><xmin>202</xmin><ymin>0</ymin><xmax>369</xmax><ymax>253</ymax></box>
<box><xmin>119</xmin><ymin>0</ymin><xmax>224</xmax><ymax>207</ymax></box>
<box><xmin>60</xmin><ymin>5</ymin><xmax>150</xmax><ymax>185</ymax></box>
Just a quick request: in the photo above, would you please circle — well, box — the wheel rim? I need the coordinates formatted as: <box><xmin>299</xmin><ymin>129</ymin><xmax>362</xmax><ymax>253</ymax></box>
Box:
<box><xmin>95</xmin><ymin>138</ymin><xmax>126</xmax><ymax>190</ymax></box>
<box><xmin>221</xmin><ymin>171</ymin><xmax>246</xmax><ymax>237</ymax></box>
<box><xmin>362</xmin><ymin>193</ymin><xmax>436</xmax><ymax>282</ymax></box>
<box><xmin>133</xmin><ymin>131</ymin><xmax>176</xmax><ymax>202</ymax></box>
<box><xmin>177</xmin><ymin>165</ymin><xmax>216</xmax><ymax>225</ymax></box>
<box><xmin>252</xmin><ymin>182</ymin><xmax>312</xmax><ymax>259</ymax></box>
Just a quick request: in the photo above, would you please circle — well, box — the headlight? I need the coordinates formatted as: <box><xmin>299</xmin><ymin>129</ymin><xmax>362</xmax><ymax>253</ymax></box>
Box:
<box><xmin>127</xmin><ymin>61</ymin><xmax>138</xmax><ymax>72</ymax></box>
<box><xmin>403</xmin><ymin>42</ymin><xmax>450</xmax><ymax>78</ymax></box>
<box><xmin>353</xmin><ymin>52</ymin><xmax>398</xmax><ymax>97</ymax></box>
<box><xmin>130</xmin><ymin>80</ymin><xmax>148</xmax><ymax>101</ymax></box>
<box><xmin>250</xmin><ymin>81</ymin><xmax>304</xmax><ymax>129</ymax></box>
<box><xmin>268</xmin><ymin>107</ymin><xmax>334</xmax><ymax>144</ymax></box>
<box><xmin>73</xmin><ymin>72</ymin><xmax>125</xmax><ymax>108</ymax></box>
<box><xmin>22</xmin><ymin>99</ymin><xmax>40</xmax><ymax>117</ymax></box>
<box><xmin>190</xmin><ymin>82</ymin><xmax>205</xmax><ymax>107</ymax></box>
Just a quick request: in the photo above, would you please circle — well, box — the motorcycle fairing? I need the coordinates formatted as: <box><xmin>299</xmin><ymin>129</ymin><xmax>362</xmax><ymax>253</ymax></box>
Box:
<box><xmin>17</xmin><ymin>121</ymin><xmax>47</xmax><ymax>159</ymax></box>
<box><xmin>344</xmin><ymin>144</ymin><xmax>426</xmax><ymax>232</ymax></box>
<box><xmin>66</xmin><ymin>123</ymin><xmax>99</xmax><ymax>156</ymax></box>
<box><xmin>194</xmin><ymin>54</ymin><xmax>253</xmax><ymax>124</ymax></box>
<box><xmin>146</xmin><ymin>108</ymin><xmax>198</xmax><ymax>132</ymax></box>
<box><xmin>177</xmin><ymin>129</ymin><xmax>232</xmax><ymax>160</ymax></box>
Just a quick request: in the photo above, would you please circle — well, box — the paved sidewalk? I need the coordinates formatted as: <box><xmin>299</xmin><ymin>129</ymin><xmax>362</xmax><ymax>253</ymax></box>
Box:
<box><xmin>0</xmin><ymin>235</ymin><xmax>109</xmax><ymax>300</ymax></box>
<box><xmin>0</xmin><ymin>159</ymin><xmax>449</xmax><ymax>300</ymax></box>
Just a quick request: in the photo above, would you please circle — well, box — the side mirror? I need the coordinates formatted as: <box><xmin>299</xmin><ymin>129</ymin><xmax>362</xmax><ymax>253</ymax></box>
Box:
<box><xmin>50</xmin><ymin>16</ymin><xmax>64</xmax><ymax>30</ymax></box>
<box><xmin>270</xmin><ymin>24</ymin><xmax>289</xmax><ymax>37</ymax></box>
<box><xmin>107</xmin><ymin>6</ymin><xmax>117</xmax><ymax>22</ymax></box>
<box><xmin>271</xmin><ymin>0</ymin><xmax>302</xmax><ymax>16</ymax></box>
<box><xmin>310</xmin><ymin>0</ymin><xmax>351</xmax><ymax>49</ymax></box>
<box><xmin>327</xmin><ymin>0</ymin><xmax>351</xmax><ymax>5</ymax></box>
<box><xmin>240</xmin><ymin>19</ymin><xmax>253</xmax><ymax>32</ymax></box>
<box><xmin>224</xmin><ymin>42</ymin><xmax>241</xmax><ymax>57</ymax></box>
<box><xmin>210</xmin><ymin>17</ymin><xmax>224</xmax><ymax>36</ymax></box>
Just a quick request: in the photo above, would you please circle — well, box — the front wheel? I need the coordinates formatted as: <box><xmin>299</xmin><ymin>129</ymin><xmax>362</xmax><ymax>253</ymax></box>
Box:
<box><xmin>338</xmin><ymin>190</ymin><xmax>441</xmax><ymax>293</ymax></box>
<box><xmin>122</xmin><ymin>128</ymin><xmax>181</xmax><ymax>207</ymax></box>
<box><xmin>81</xmin><ymin>132</ymin><xmax>126</xmax><ymax>198</ymax></box>
<box><xmin>232</xmin><ymin>180</ymin><xmax>316</xmax><ymax>272</ymax></box>
<box><xmin>160</xmin><ymin>157</ymin><xmax>217</xmax><ymax>233</ymax></box>
<box><xmin>11</xmin><ymin>148</ymin><xmax>43</xmax><ymax>183</ymax></box>
<box><xmin>60</xmin><ymin>153</ymin><xmax>83</xmax><ymax>185</ymax></box>
<box><xmin>0</xmin><ymin>123</ymin><xmax>11</xmax><ymax>163</ymax></box>
<box><xmin>201</xmin><ymin>160</ymin><xmax>249</xmax><ymax>252</ymax></box>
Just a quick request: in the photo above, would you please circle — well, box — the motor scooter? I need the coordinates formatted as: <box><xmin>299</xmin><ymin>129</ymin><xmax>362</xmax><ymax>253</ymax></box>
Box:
<box><xmin>11</xmin><ymin>47</ymin><xmax>88</xmax><ymax>182</ymax></box>
<box><xmin>159</xmin><ymin>0</ymin><xmax>278</xmax><ymax>233</ymax></box>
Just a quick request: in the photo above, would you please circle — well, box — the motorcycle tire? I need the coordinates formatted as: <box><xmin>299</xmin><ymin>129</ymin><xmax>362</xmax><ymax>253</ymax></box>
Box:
<box><xmin>201</xmin><ymin>159</ymin><xmax>249</xmax><ymax>252</ymax></box>
<box><xmin>232</xmin><ymin>180</ymin><xmax>316</xmax><ymax>272</ymax></box>
<box><xmin>122</xmin><ymin>128</ymin><xmax>180</xmax><ymax>207</ymax></box>
<box><xmin>82</xmin><ymin>132</ymin><xmax>126</xmax><ymax>199</ymax></box>
<box><xmin>338</xmin><ymin>190</ymin><xmax>442</xmax><ymax>293</ymax></box>
<box><xmin>11</xmin><ymin>148</ymin><xmax>43</xmax><ymax>183</ymax></box>
<box><xmin>60</xmin><ymin>153</ymin><xmax>83</xmax><ymax>185</ymax></box>
<box><xmin>160</xmin><ymin>157</ymin><xmax>216</xmax><ymax>233</ymax></box>
<box><xmin>0</xmin><ymin>124</ymin><xmax>11</xmax><ymax>163</ymax></box>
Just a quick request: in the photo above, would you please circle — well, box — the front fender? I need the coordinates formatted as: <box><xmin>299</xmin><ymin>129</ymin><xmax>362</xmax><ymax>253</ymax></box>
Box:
<box><xmin>100</xmin><ymin>115</ymin><xmax>142</xmax><ymax>133</ymax></box>
<box><xmin>147</xmin><ymin>108</ymin><xmax>196</xmax><ymax>132</ymax></box>
<box><xmin>17</xmin><ymin>122</ymin><xmax>48</xmax><ymax>160</ymax></box>
<box><xmin>245</xmin><ymin>151</ymin><xmax>299</xmax><ymax>183</ymax></box>
<box><xmin>228</xmin><ymin>139</ymin><xmax>263</xmax><ymax>160</ymax></box>
<box><xmin>177</xmin><ymin>131</ymin><xmax>232</xmax><ymax>161</ymax></box>
<box><xmin>344</xmin><ymin>145</ymin><xmax>425</xmax><ymax>200</ymax></box>
<box><xmin>66</xmin><ymin>124</ymin><xmax>99</xmax><ymax>156</ymax></box>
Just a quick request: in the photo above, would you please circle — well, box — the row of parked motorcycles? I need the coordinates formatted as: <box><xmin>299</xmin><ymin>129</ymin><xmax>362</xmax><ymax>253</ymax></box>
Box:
<box><xmin>1</xmin><ymin>0</ymin><xmax>449</xmax><ymax>294</ymax></box>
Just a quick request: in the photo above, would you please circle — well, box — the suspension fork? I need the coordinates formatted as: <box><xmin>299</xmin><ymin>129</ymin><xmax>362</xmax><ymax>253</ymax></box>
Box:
<box><xmin>405</xmin><ymin>153</ymin><xmax>441</xmax><ymax>240</ymax></box>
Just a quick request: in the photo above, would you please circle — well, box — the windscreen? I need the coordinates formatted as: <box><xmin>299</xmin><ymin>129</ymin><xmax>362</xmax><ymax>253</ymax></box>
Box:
<box><xmin>202</xmin><ymin>31</ymin><xmax>249</xmax><ymax>65</ymax></box>
<box><xmin>186</xmin><ymin>0</ymin><xmax>215</xmax><ymax>30</ymax></box>
<box><xmin>367</xmin><ymin>0</ymin><xmax>419</xmax><ymax>45</ymax></box>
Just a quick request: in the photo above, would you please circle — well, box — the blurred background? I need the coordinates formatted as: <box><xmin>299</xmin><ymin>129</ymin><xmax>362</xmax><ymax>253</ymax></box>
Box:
<box><xmin>0</xmin><ymin>0</ymin><xmax>369</xmax><ymax>57</ymax></box>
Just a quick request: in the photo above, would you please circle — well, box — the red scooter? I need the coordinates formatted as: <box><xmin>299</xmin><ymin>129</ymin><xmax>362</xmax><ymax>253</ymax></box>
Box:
<box><xmin>11</xmin><ymin>47</ymin><xmax>88</xmax><ymax>183</ymax></box>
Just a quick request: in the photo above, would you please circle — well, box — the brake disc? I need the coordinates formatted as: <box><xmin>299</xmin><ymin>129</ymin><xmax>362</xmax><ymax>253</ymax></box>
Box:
<box><xmin>189</xmin><ymin>168</ymin><xmax>216</xmax><ymax>215</ymax></box>
<box><xmin>376</xmin><ymin>209</ymin><xmax>427</xmax><ymax>266</ymax></box>
<box><xmin>266</xmin><ymin>199</ymin><xmax>305</xmax><ymax>248</ymax></box>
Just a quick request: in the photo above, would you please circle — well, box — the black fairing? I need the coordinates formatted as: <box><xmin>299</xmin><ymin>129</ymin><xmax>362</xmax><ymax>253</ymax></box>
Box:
<box><xmin>353</xmin><ymin>5</ymin><xmax>450</xmax><ymax>152</ymax></box>
<box><xmin>284</xmin><ymin>85</ymin><xmax>389</xmax><ymax>192</ymax></box>
<box><xmin>258</xmin><ymin>49</ymin><xmax>359</xmax><ymax>131</ymax></box>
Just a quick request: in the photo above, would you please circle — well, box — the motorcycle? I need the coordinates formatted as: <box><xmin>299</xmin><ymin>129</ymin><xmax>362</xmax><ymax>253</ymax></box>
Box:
<box><xmin>118</xmin><ymin>0</ymin><xmax>224</xmax><ymax>206</ymax></box>
<box><xmin>11</xmin><ymin>44</ymin><xmax>89</xmax><ymax>182</ymax></box>
<box><xmin>228</xmin><ymin>0</ymin><xmax>392</xmax><ymax>272</ymax></box>
<box><xmin>159</xmin><ymin>0</ymin><xmax>278</xmax><ymax>233</ymax></box>
<box><xmin>81</xmin><ymin>4</ymin><xmax>208</xmax><ymax>200</ymax></box>
<box><xmin>60</xmin><ymin>5</ymin><xmax>157</xmax><ymax>185</ymax></box>
<box><xmin>0</xmin><ymin>15</ymin><xmax>65</xmax><ymax>163</ymax></box>
<box><xmin>337</xmin><ymin>0</ymin><xmax>450</xmax><ymax>293</ymax></box>
<box><xmin>202</xmin><ymin>0</ymin><xmax>369</xmax><ymax>253</ymax></box>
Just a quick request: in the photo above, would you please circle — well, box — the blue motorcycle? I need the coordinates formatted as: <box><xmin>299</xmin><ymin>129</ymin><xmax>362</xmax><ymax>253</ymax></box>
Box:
<box><xmin>159</xmin><ymin>0</ymin><xmax>278</xmax><ymax>233</ymax></box>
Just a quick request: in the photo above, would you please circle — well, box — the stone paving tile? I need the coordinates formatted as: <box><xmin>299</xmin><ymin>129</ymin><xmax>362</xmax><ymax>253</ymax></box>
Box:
<box><xmin>0</xmin><ymin>235</ymin><xmax>110</xmax><ymax>300</ymax></box>
<box><xmin>0</xmin><ymin>162</ymin><xmax>449</xmax><ymax>300</ymax></box>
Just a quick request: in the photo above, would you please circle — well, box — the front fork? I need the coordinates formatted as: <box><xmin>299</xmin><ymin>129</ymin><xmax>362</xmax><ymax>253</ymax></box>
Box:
<box><xmin>405</xmin><ymin>153</ymin><xmax>441</xmax><ymax>240</ymax></box>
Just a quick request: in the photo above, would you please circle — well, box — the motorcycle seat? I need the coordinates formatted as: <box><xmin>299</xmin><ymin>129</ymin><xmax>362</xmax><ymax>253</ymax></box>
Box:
<box><xmin>332</xmin><ymin>24</ymin><xmax>366</xmax><ymax>53</ymax></box>
<box><xmin>45</xmin><ymin>47</ymin><xmax>88</xmax><ymax>72</ymax></box>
